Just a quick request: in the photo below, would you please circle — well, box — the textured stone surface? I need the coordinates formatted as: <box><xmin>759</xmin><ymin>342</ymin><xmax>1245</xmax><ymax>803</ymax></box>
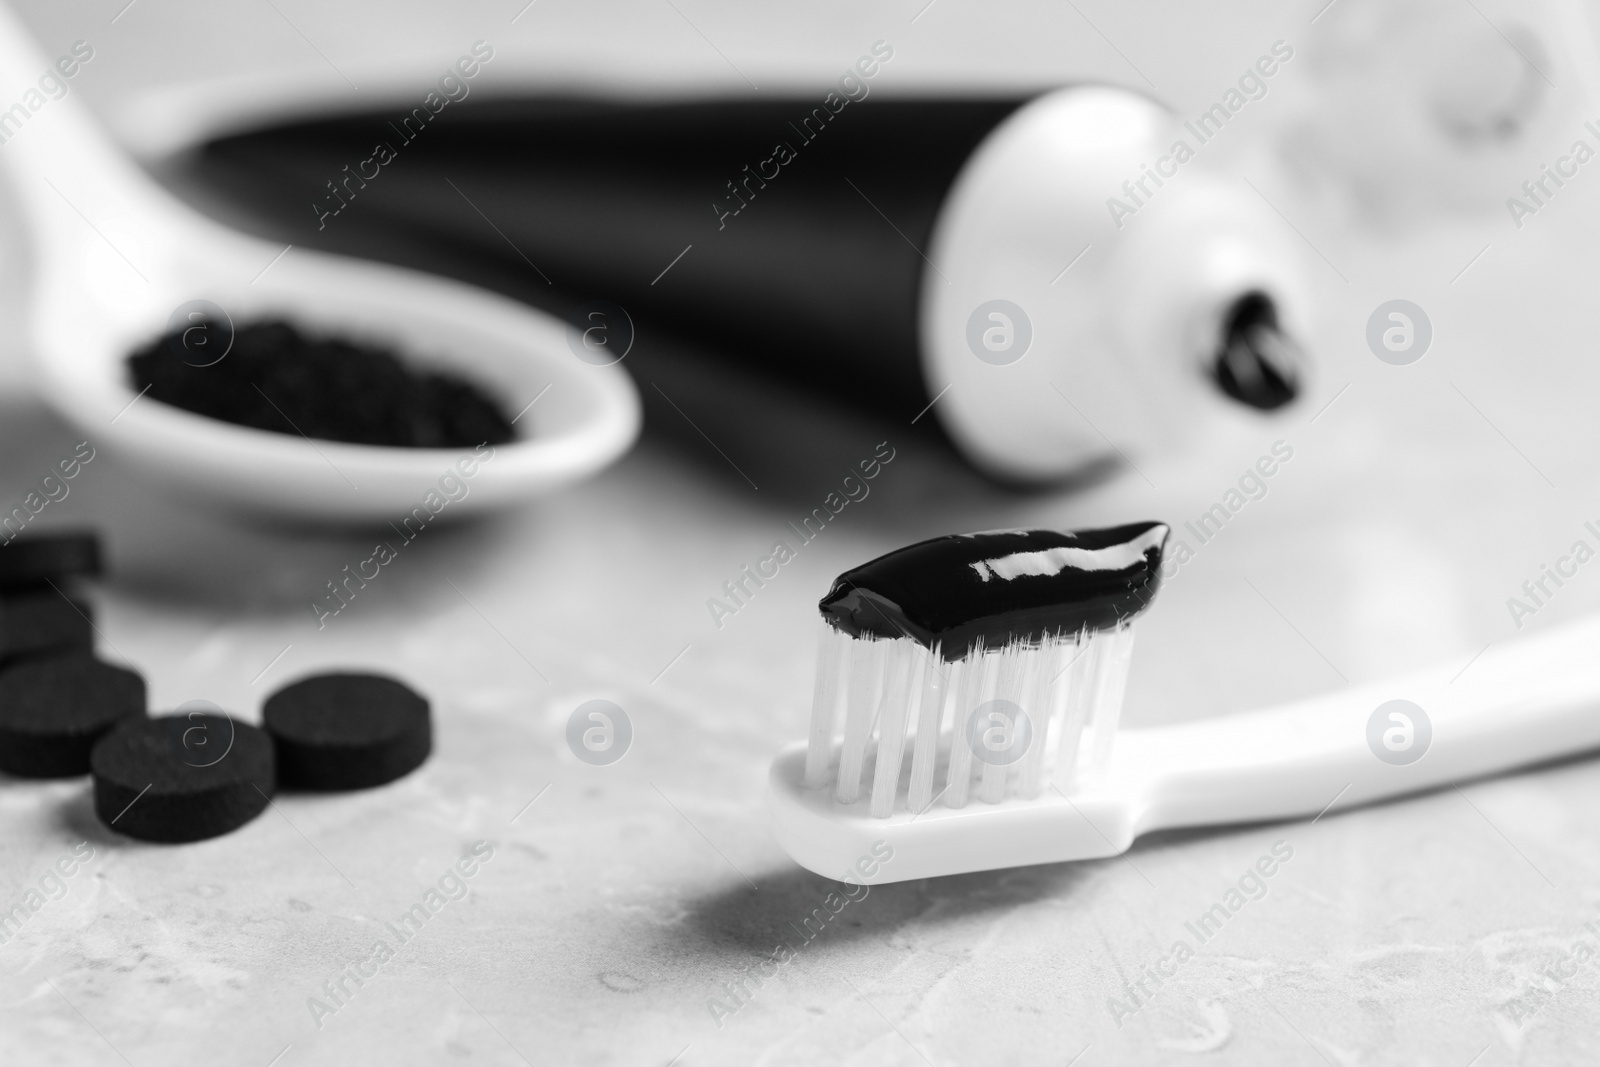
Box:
<box><xmin>4</xmin><ymin>2</ymin><xmax>1600</xmax><ymax>1064</ymax></box>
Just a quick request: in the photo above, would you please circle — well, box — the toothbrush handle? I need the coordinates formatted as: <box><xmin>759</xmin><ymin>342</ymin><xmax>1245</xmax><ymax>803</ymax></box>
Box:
<box><xmin>1122</xmin><ymin>615</ymin><xmax>1600</xmax><ymax>835</ymax></box>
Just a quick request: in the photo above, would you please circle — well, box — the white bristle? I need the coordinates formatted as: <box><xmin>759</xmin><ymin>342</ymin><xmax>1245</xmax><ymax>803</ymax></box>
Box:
<box><xmin>1039</xmin><ymin>641</ymin><xmax>1079</xmax><ymax>785</ymax></box>
<box><xmin>1015</xmin><ymin>649</ymin><xmax>1050</xmax><ymax>799</ymax></box>
<box><xmin>978</xmin><ymin>649</ymin><xmax>1023</xmax><ymax>804</ymax></box>
<box><xmin>1080</xmin><ymin>626</ymin><xmax>1136</xmax><ymax>782</ymax></box>
<box><xmin>905</xmin><ymin>647</ymin><xmax>946</xmax><ymax>813</ymax></box>
<box><xmin>929</xmin><ymin>656</ymin><xmax>966</xmax><ymax>808</ymax></box>
<box><xmin>869</xmin><ymin>652</ymin><xmax>917</xmax><ymax>817</ymax></box>
<box><xmin>802</xmin><ymin>623</ymin><xmax>1141</xmax><ymax>816</ymax></box>
<box><xmin>943</xmin><ymin>652</ymin><xmax>985</xmax><ymax>808</ymax></box>
<box><xmin>803</xmin><ymin>626</ymin><xmax>849</xmax><ymax>788</ymax></box>
<box><xmin>834</xmin><ymin>638</ymin><xmax>883</xmax><ymax>804</ymax></box>
<box><xmin>1050</xmin><ymin>638</ymin><xmax>1099</xmax><ymax>791</ymax></box>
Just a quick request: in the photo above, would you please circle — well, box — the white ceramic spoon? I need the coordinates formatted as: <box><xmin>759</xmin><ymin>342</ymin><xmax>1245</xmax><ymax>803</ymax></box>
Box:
<box><xmin>0</xmin><ymin>6</ymin><xmax>638</xmax><ymax>523</ymax></box>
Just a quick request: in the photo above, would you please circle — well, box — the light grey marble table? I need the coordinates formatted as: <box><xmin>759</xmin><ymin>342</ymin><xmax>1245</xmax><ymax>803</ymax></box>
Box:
<box><xmin>6</xmin><ymin>2</ymin><xmax>1600</xmax><ymax>1064</ymax></box>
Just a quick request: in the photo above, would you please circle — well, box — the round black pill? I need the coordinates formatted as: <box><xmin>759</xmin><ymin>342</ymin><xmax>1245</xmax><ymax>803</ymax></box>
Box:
<box><xmin>0</xmin><ymin>590</ymin><xmax>94</xmax><ymax>664</ymax></box>
<box><xmin>91</xmin><ymin>714</ymin><xmax>274</xmax><ymax>842</ymax></box>
<box><xmin>264</xmin><ymin>673</ymin><xmax>431</xmax><ymax>790</ymax></box>
<box><xmin>0</xmin><ymin>532</ymin><xmax>101</xmax><ymax>591</ymax></box>
<box><xmin>0</xmin><ymin>654</ymin><xmax>145</xmax><ymax>778</ymax></box>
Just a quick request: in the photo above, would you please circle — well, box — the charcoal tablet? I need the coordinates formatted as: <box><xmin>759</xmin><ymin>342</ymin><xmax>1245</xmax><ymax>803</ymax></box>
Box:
<box><xmin>0</xmin><ymin>533</ymin><xmax>101</xmax><ymax>590</ymax></box>
<box><xmin>263</xmin><ymin>673</ymin><xmax>431</xmax><ymax>790</ymax></box>
<box><xmin>91</xmin><ymin>713</ymin><xmax>274</xmax><ymax>842</ymax></box>
<box><xmin>0</xmin><ymin>590</ymin><xmax>93</xmax><ymax>663</ymax></box>
<box><xmin>0</xmin><ymin>654</ymin><xmax>145</xmax><ymax>778</ymax></box>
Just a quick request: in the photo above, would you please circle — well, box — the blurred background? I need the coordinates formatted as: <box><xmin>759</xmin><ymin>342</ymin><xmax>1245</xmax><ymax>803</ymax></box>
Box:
<box><xmin>7</xmin><ymin>1</ymin><xmax>1600</xmax><ymax>1063</ymax></box>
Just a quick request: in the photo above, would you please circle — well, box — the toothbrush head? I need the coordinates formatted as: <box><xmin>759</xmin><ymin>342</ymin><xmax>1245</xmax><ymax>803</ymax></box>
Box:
<box><xmin>769</xmin><ymin>522</ymin><xmax>1168</xmax><ymax>883</ymax></box>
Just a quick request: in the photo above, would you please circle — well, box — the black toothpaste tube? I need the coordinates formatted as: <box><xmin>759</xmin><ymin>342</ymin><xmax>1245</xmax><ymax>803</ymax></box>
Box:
<box><xmin>178</xmin><ymin>79</ymin><xmax>1310</xmax><ymax>482</ymax></box>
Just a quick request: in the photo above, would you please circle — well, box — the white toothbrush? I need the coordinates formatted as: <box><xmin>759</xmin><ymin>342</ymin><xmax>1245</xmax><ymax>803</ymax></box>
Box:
<box><xmin>769</xmin><ymin>526</ymin><xmax>1600</xmax><ymax>884</ymax></box>
<box><xmin>0</xmin><ymin>5</ymin><xmax>637</xmax><ymax>522</ymax></box>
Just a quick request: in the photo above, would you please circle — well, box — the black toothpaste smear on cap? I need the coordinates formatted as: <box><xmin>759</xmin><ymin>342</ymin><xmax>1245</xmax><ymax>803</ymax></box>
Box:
<box><xmin>818</xmin><ymin>522</ymin><xmax>1169</xmax><ymax>661</ymax></box>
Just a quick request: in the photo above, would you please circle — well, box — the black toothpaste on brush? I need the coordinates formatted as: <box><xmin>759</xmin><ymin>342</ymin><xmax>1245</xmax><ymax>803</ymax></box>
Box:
<box><xmin>805</xmin><ymin>522</ymin><xmax>1168</xmax><ymax>817</ymax></box>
